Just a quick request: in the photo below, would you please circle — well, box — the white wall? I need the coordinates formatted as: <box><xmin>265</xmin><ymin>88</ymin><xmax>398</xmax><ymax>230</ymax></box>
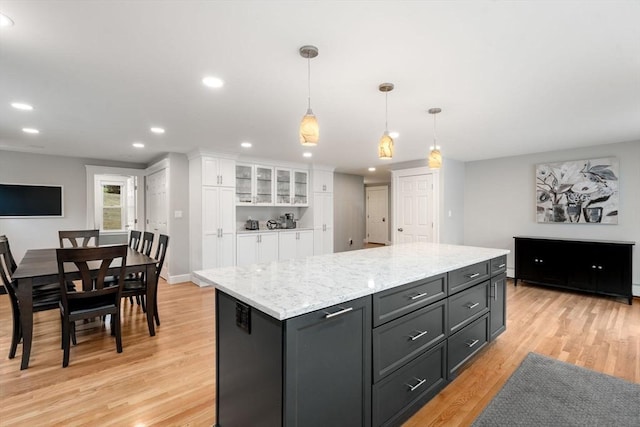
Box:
<box><xmin>334</xmin><ymin>173</ymin><xmax>365</xmax><ymax>252</ymax></box>
<box><xmin>440</xmin><ymin>157</ymin><xmax>465</xmax><ymax>245</ymax></box>
<box><xmin>0</xmin><ymin>150</ymin><xmax>144</xmax><ymax>262</ymax></box>
<box><xmin>166</xmin><ymin>153</ymin><xmax>190</xmax><ymax>281</ymax></box>
<box><xmin>464</xmin><ymin>140</ymin><xmax>640</xmax><ymax>291</ymax></box>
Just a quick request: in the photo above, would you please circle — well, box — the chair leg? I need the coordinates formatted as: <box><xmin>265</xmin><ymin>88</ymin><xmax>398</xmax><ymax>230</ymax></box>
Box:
<box><xmin>62</xmin><ymin>318</ymin><xmax>71</xmax><ymax>368</ymax></box>
<box><xmin>141</xmin><ymin>295</ymin><xmax>147</xmax><ymax>313</ymax></box>
<box><xmin>71</xmin><ymin>321</ymin><xmax>77</xmax><ymax>346</ymax></box>
<box><xmin>128</xmin><ymin>296</ymin><xmax>134</xmax><ymax>304</ymax></box>
<box><xmin>9</xmin><ymin>310</ymin><xmax>21</xmax><ymax>359</ymax></box>
<box><xmin>114</xmin><ymin>312</ymin><xmax>123</xmax><ymax>353</ymax></box>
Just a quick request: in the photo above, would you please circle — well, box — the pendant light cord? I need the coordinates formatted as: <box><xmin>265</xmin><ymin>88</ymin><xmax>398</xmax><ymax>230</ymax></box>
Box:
<box><xmin>385</xmin><ymin>92</ymin><xmax>389</xmax><ymax>132</ymax></box>
<box><xmin>432</xmin><ymin>112</ymin><xmax>437</xmax><ymax>148</ymax></box>
<box><xmin>307</xmin><ymin>56</ymin><xmax>311</xmax><ymax>110</ymax></box>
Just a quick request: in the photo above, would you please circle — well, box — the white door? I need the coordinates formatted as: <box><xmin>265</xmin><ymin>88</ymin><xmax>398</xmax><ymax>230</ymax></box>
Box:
<box><xmin>366</xmin><ymin>186</ymin><xmax>389</xmax><ymax>244</ymax></box>
<box><xmin>146</xmin><ymin>168</ymin><xmax>168</xmax><ymax>277</ymax></box>
<box><xmin>396</xmin><ymin>174</ymin><xmax>434</xmax><ymax>243</ymax></box>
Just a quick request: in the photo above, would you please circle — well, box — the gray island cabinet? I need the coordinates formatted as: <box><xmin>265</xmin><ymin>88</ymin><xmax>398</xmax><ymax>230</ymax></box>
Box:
<box><xmin>194</xmin><ymin>242</ymin><xmax>509</xmax><ymax>427</ymax></box>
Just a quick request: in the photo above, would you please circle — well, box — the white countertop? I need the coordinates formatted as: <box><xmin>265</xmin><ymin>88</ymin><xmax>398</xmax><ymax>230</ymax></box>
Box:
<box><xmin>237</xmin><ymin>227</ymin><xmax>313</xmax><ymax>234</ymax></box>
<box><xmin>193</xmin><ymin>242</ymin><xmax>509</xmax><ymax>320</ymax></box>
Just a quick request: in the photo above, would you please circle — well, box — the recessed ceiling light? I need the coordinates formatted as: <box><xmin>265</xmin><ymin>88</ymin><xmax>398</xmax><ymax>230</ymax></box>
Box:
<box><xmin>389</xmin><ymin>131</ymin><xmax>399</xmax><ymax>139</ymax></box>
<box><xmin>132</xmin><ymin>142</ymin><xmax>145</xmax><ymax>148</ymax></box>
<box><xmin>241</xmin><ymin>142</ymin><xmax>252</xmax><ymax>148</ymax></box>
<box><xmin>368</xmin><ymin>167</ymin><xmax>376</xmax><ymax>172</ymax></box>
<box><xmin>0</xmin><ymin>13</ymin><xmax>14</xmax><ymax>27</ymax></box>
<box><xmin>303</xmin><ymin>152</ymin><xmax>312</xmax><ymax>158</ymax></box>
<box><xmin>22</xmin><ymin>128</ymin><xmax>39</xmax><ymax>134</ymax></box>
<box><xmin>11</xmin><ymin>102</ymin><xmax>33</xmax><ymax>111</ymax></box>
<box><xmin>150</xmin><ymin>127</ymin><xmax>165</xmax><ymax>134</ymax></box>
<box><xmin>202</xmin><ymin>76</ymin><xmax>224</xmax><ymax>88</ymax></box>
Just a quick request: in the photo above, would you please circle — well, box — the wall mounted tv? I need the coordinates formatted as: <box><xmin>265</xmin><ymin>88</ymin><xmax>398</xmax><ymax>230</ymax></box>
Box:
<box><xmin>0</xmin><ymin>183</ymin><xmax>64</xmax><ymax>217</ymax></box>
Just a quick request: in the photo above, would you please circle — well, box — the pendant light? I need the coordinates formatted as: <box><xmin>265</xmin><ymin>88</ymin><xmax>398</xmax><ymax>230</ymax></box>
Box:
<box><xmin>378</xmin><ymin>83</ymin><xmax>394</xmax><ymax>159</ymax></box>
<box><xmin>299</xmin><ymin>45</ymin><xmax>319</xmax><ymax>146</ymax></box>
<box><xmin>428</xmin><ymin>107</ymin><xmax>442</xmax><ymax>169</ymax></box>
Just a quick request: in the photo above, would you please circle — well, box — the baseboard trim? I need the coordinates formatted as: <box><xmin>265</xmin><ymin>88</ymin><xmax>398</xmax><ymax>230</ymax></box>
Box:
<box><xmin>165</xmin><ymin>273</ymin><xmax>192</xmax><ymax>285</ymax></box>
<box><xmin>190</xmin><ymin>275</ymin><xmax>214</xmax><ymax>287</ymax></box>
<box><xmin>633</xmin><ymin>283</ymin><xmax>640</xmax><ymax>297</ymax></box>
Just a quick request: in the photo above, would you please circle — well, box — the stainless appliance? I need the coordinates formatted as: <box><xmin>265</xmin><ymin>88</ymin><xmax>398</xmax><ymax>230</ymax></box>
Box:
<box><xmin>279</xmin><ymin>213</ymin><xmax>296</xmax><ymax>229</ymax></box>
<box><xmin>245</xmin><ymin>219</ymin><xmax>259</xmax><ymax>230</ymax></box>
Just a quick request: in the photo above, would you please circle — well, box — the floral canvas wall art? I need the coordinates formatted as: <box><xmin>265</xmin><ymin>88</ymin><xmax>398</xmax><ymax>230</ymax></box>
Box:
<box><xmin>536</xmin><ymin>157</ymin><xmax>618</xmax><ymax>224</ymax></box>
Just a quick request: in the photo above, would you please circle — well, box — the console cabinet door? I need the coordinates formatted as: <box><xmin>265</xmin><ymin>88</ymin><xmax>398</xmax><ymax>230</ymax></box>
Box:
<box><xmin>515</xmin><ymin>238</ymin><xmax>565</xmax><ymax>285</ymax></box>
<box><xmin>284</xmin><ymin>296</ymin><xmax>372</xmax><ymax>427</ymax></box>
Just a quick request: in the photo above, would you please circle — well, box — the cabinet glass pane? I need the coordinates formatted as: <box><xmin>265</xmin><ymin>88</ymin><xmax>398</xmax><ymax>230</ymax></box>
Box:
<box><xmin>236</xmin><ymin>165</ymin><xmax>253</xmax><ymax>203</ymax></box>
<box><xmin>294</xmin><ymin>171</ymin><xmax>308</xmax><ymax>204</ymax></box>
<box><xmin>277</xmin><ymin>169</ymin><xmax>291</xmax><ymax>204</ymax></box>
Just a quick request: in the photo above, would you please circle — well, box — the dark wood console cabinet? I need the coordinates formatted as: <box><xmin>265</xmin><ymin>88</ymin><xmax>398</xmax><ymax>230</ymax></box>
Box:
<box><xmin>514</xmin><ymin>236</ymin><xmax>634</xmax><ymax>304</ymax></box>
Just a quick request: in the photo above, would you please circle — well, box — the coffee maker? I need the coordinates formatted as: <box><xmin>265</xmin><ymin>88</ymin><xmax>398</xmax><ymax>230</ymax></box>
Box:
<box><xmin>279</xmin><ymin>213</ymin><xmax>296</xmax><ymax>229</ymax></box>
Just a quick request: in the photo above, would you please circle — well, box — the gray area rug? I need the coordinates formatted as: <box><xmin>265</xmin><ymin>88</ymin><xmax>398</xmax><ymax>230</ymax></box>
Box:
<box><xmin>472</xmin><ymin>352</ymin><xmax>640</xmax><ymax>426</ymax></box>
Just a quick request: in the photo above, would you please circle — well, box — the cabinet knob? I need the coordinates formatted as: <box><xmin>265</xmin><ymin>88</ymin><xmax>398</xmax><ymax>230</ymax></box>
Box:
<box><xmin>398</xmin><ymin>228</ymin><xmax>403</xmax><ymax>232</ymax></box>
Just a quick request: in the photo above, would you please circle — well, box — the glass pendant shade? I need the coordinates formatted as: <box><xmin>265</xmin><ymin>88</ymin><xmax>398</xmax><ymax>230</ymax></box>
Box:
<box><xmin>300</xmin><ymin>108</ymin><xmax>319</xmax><ymax>146</ymax></box>
<box><xmin>428</xmin><ymin>147</ymin><xmax>442</xmax><ymax>169</ymax></box>
<box><xmin>378</xmin><ymin>131</ymin><xmax>394</xmax><ymax>159</ymax></box>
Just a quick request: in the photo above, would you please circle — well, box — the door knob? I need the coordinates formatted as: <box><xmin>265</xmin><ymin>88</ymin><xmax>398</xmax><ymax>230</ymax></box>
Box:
<box><xmin>398</xmin><ymin>228</ymin><xmax>403</xmax><ymax>232</ymax></box>
<box><xmin>382</xmin><ymin>217</ymin><xmax>386</xmax><ymax>222</ymax></box>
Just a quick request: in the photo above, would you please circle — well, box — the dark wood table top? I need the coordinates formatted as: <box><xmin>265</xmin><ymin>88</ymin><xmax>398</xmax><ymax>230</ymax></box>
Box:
<box><xmin>13</xmin><ymin>247</ymin><xmax>156</xmax><ymax>282</ymax></box>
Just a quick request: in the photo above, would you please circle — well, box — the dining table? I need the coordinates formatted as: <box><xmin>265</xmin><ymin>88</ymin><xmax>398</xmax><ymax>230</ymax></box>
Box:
<box><xmin>11</xmin><ymin>246</ymin><xmax>158</xmax><ymax>369</ymax></box>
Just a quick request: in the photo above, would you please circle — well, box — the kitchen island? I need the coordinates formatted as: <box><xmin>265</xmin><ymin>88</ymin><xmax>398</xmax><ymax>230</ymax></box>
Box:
<box><xmin>195</xmin><ymin>242</ymin><xmax>509</xmax><ymax>427</ymax></box>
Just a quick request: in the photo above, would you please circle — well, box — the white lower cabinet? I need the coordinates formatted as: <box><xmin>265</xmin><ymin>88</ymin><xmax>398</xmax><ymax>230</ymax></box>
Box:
<box><xmin>236</xmin><ymin>233</ymin><xmax>279</xmax><ymax>266</ymax></box>
<box><xmin>279</xmin><ymin>230</ymin><xmax>313</xmax><ymax>261</ymax></box>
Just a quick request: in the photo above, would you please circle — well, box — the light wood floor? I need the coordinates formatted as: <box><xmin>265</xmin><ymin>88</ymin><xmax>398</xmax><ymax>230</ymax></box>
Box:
<box><xmin>1</xmin><ymin>279</ymin><xmax>638</xmax><ymax>426</ymax></box>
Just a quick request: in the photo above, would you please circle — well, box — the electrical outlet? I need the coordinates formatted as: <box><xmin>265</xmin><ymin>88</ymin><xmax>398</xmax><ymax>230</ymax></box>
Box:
<box><xmin>349</xmin><ymin>238</ymin><xmax>353</xmax><ymax>245</ymax></box>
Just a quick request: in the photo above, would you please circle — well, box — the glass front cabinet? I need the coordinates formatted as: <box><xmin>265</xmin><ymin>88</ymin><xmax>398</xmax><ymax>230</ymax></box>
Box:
<box><xmin>236</xmin><ymin>164</ymin><xmax>274</xmax><ymax>206</ymax></box>
<box><xmin>275</xmin><ymin>168</ymin><xmax>308</xmax><ymax>206</ymax></box>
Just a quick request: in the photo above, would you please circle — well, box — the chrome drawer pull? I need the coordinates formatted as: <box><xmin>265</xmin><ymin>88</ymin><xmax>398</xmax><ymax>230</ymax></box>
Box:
<box><xmin>324</xmin><ymin>306</ymin><xmax>353</xmax><ymax>319</ymax></box>
<box><xmin>410</xmin><ymin>292</ymin><xmax>428</xmax><ymax>300</ymax></box>
<box><xmin>466</xmin><ymin>339</ymin><xmax>479</xmax><ymax>348</ymax></box>
<box><xmin>497</xmin><ymin>263</ymin><xmax>506</xmax><ymax>268</ymax></box>
<box><xmin>408</xmin><ymin>330</ymin><xmax>428</xmax><ymax>341</ymax></box>
<box><xmin>466</xmin><ymin>302</ymin><xmax>480</xmax><ymax>309</ymax></box>
<box><xmin>406</xmin><ymin>377</ymin><xmax>426</xmax><ymax>392</ymax></box>
<box><xmin>466</xmin><ymin>272</ymin><xmax>480</xmax><ymax>279</ymax></box>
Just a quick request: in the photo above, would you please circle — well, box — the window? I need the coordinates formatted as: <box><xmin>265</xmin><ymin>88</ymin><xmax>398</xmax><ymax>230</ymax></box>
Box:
<box><xmin>94</xmin><ymin>175</ymin><xmax>137</xmax><ymax>232</ymax></box>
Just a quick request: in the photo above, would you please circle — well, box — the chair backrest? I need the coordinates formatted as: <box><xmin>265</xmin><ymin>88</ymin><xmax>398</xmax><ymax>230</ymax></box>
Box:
<box><xmin>153</xmin><ymin>234</ymin><xmax>169</xmax><ymax>283</ymax></box>
<box><xmin>56</xmin><ymin>245</ymin><xmax>128</xmax><ymax>308</ymax></box>
<box><xmin>0</xmin><ymin>240</ymin><xmax>19</xmax><ymax>312</ymax></box>
<box><xmin>129</xmin><ymin>230</ymin><xmax>142</xmax><ymax>251</ymax></box>
<box><xmin>140</xmin><ymin>231</ymin><xmax>154</xmax><ymax>256</ymax></box>
<box><xmin>59</xmin><ymin>230</ymin><xmax>100</xmax><ymax>248</ymax></box>
<box><xmin>0</xmin><ymin>235</ymin><xmax>18</xmax><ymax>274</ymax></box>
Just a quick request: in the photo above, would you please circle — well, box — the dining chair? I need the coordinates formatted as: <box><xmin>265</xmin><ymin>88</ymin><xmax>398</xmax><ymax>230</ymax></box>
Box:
<box><xmin>140</xmin><ymin>231</ymin><xmax>154</xmax><ymax>256</ymax></box>
<box><xmin>1</xmin><ymin>239</ymin><xmax>61</xmax><ymax>360</ymax></box>
<box><xmin>58</xmin><ymin>229</ymin><xmax>100</xmax><ymax>248</ymax></box>
<box><xmin>56</xmin><ymin>244</ymin><xmax>128</xmax><ymax>367</ymax></box>
<box><xmin>129</xmin><ymin>230</ymin><xmax>142</xmax><ymax>251</ymax></box>
<box><xmin>121</xmin><ymin>234</ymin><xmax>168</xmax><ymax>327</ymax></box>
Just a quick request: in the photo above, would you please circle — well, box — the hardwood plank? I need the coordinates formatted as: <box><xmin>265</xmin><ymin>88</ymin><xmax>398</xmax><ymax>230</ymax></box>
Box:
<box><xmin>1</xmin><ymin>279</ymin><xmax>637</xmax><ymax>426</ymax></box>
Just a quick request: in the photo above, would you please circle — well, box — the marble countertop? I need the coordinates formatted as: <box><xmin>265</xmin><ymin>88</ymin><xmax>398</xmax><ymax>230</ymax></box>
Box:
<box><xmin>194</xmin><ymin>242</ymin><xmax>509</xmax><ymax>320</ymax></box>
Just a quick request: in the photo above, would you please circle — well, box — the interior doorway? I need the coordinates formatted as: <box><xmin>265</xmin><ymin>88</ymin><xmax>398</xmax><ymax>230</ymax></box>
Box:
<box><xmin>365</xmin><ymin>185</ymin><xmax>389</xmax><ymax>245</ymax></box>
<box><xmin>146</xmin><ymin>168</ymin><xmax>168</xmax><ymax>279</ymax></box>
<box><xmin>392</xmin><ymin>167</ymin><xmax>439</xmax><ymax>244</ymax></box>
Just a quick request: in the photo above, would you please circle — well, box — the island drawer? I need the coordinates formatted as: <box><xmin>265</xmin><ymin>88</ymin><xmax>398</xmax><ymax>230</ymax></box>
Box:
<box><xmin>491</xmin><ymin>255</ymin><xmax>507</xmax><ymax>275</ymax></box>
<box><xmin>373</xmin><ymin>273</ymin><xmax>447</xmax><ymax>327</ymax></box>
<box><xmin>448</xmin><ymin>280</ymin><xmax>490</xmax><ymax>333</ymax></box>
<box><xmin>447</xmin><ymin>314</ymin><xmax>489</xmax><ymax>377</ymax></box>
<box><xmin>448</xmin><ymin>261</ymin><xmax>490</xmax><ymax>294</ymax></box>
<box><xmin>372</xmin><ymin>341</ymin><xmax>447</xmax><ymax>427</ymax></box>
<box><xmin>373</xmin><ymin>299</ymin><xmax>446</xmax><ymax>382</ymax></box>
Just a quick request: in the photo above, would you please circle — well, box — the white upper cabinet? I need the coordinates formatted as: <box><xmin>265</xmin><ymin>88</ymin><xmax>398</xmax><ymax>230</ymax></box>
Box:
<box><xmin>203</xmin><ymin>157</ymin><xmax>235</xmax><ymax>187</ymax></box>
<box><xmin>312</xmin><ymin>169</ymin><xmax>334</xmax><ymax>193</ymax></box>
<box><xmin>235</xmin><ymin>164</ymin><xmax>274</xmax><ymax>206</ymax></box>
<box><xmin>275</xmin><ymin>168</ymin><xmax>309</xmax><ymax>206</ymax></box>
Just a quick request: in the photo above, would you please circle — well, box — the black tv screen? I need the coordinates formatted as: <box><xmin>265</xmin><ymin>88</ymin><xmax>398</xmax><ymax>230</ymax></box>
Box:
<box><xmin>0</xmin><ymin>183</ymin><xmax>64</xmax><ymax>217</ymax></box>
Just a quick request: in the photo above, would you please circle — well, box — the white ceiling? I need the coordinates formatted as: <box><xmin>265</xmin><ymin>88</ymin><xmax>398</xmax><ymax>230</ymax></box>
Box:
<box><xmin>1</xmin><ymin>1</ymin><xmax>639</xmax><ymax>182</ymax></box>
